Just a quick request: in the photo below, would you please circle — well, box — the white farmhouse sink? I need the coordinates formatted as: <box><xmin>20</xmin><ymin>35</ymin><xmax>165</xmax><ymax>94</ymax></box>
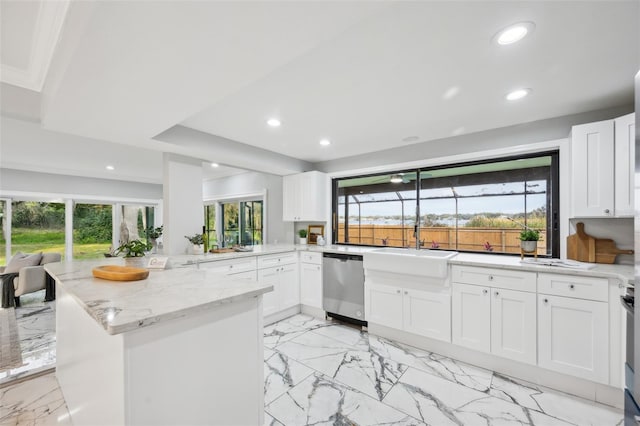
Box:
<box><xmin>363</xmin><ymin>248</ymin><xmax>458</xmax><ymax>278</ymax></box>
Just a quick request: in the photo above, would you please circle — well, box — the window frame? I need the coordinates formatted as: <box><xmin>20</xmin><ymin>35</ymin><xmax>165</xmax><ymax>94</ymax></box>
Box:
<box><xmin>331</xmin><ymin>151</ymin><xmax>560</xmax><ymax>257</ymax></box>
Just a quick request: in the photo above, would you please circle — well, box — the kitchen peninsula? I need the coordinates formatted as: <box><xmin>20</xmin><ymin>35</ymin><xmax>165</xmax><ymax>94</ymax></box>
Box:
<box><xmin>45</xmin><ymin>259</ymin><xmax>272</xmax><ymax>426</ymax></box>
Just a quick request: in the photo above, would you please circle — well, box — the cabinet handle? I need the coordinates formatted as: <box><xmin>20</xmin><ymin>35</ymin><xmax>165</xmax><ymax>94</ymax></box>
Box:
<box><xmin>229</xmin><ymin>265</ymin><xmax>233</xmax><ymax>269</ymax></box>
<box><xmin>396</xmin><ymin>289</ymin><xmax>401</xmax><ymax>294</ymax></box>
<box><xmin>489</xmin><ymin>275</ymin><xmax>494</xmax><ymax>281</ymax></box>
<box><xmin>543</xmin><ymin>298</ymin><xmax>549</xmax><ymax>304</ymax></box>
<box><xmin>404</xmin><ymin>291</ymin><xmax>408</xmax><ymax>295</ymax></box>
<box><xmin>569</xmin><ymin>284</ymin><xmax>575</xmax><ymax>290</ymax></box>
<box><xmin>604</xmin><ymin>209</ymin><xmax>610</xmax><ymax>214</ymax></box>
<box><xmin>483</xmin><ymin>289</ymin><xmax>488</xmax><ymax>295</ymax></box>
<box><xmin>494</xmin><ymin>291</ymin><xmax>499</xmax><ymax>296</ymax></box>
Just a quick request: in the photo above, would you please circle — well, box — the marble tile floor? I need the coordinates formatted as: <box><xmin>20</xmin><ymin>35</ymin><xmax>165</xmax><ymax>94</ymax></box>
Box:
<box><xmin>0</xmin><ymin>291</ymin><xmax>56</xmax><ymax>385</ymax></box>
<box><xmin>1</xmin><ymin>313</ymin><xmax>625</xmax><ymax>425</ymax></box>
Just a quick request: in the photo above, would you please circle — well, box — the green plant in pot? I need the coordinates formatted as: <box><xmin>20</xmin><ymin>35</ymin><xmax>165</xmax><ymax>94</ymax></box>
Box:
<box><xmin>115</xmin><ymin>239</ymin><xmax>151</xmax><ymax>266</ymax></box>
<box><xmin>144</xmin><ymin>225</ymin><xmax>163</xmax><ymax>253</ymax></box>
<box><xmin>298</xmin><ymin>229</ymin><xmax>308</xmax><ymax>245</ymax></box>
<box><xmin>185</xmin><ymin>234</ymin><xmax>205</xmax><ymax>254</ymax></box>
<box><xmin>519</xmin><ymin>229</ymin><xmax>540</xmax><ymax>254</ymax></box>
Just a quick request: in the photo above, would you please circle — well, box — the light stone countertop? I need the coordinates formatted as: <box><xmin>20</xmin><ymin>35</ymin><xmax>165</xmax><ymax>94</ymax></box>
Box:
<box><xmin>45</xmin><ymin>258</ymin><xmax>273</xmax><ymax>335</ymax></box>
<box><xmin>176</xmin><ymin>244</ymin><xmax>634</xmax><ymax>284</ymax></box>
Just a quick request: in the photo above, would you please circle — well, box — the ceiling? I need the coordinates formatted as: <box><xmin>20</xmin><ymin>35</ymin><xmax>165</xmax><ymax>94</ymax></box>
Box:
<box><xmin>0</xmin><ymin>1</ymin><xmax>638</xmax><ymax>183</ymax></box>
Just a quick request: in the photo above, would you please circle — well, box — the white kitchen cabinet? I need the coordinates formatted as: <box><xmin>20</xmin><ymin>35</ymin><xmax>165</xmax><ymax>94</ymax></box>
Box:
<box><xmin>282</xmin><ymin>171</ymin><xmax>328</xmax><ymax>221</ymax></box>
<box><xmin>452</xmin><ymin>282</ymin><xmax>536</xmax><ymax>365</ymax></box>
<box><xmin>403</xmin><ymin>288</ymin><xmax>451</xmax><ymax>342</ymax></box>
<box><xmin>300</xmin><ymin>261</ymin><xmax>322</xmax><ymax>309</ymax></box>
<box><xmin>538</xmin><ymin>294</ymin><xmax>609</xmax><ymax>384</ymax></box>
<box><xmin>570</xmin><ymin>113</ymin><xmax>635</xmax><ymax>218</ymax></box>
<box><xmin>452</xmin><ymin>283</ymin><xmax>491</xmax><ymax>353</ymax></box>
<box><xmin>366</xmin><ymin>283</ymin><xmax>403</xmax><ymax>330</ymax></box>
<box><xmin>490</xmin><ymin>288</ymin><xmax>537</xmax><ymax>365</ymax></box>
<box><xmin>614</xmin><ymin>113</ymin><xmax>635</xmax><ymax>217</ymax></box>
<box><xmin>258</xmin><ymin>252</ymin><xmax>299</xmax><ymax>317</ymax></box>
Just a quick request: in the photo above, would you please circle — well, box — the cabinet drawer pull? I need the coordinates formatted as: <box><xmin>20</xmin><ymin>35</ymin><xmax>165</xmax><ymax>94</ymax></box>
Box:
<box><xmin>543</xmin><ymin>298</ymin><xmax>549</xmax><ymax>304</ymax></box>
<box><xmin>396</xmin><ymin>289</ymin><xmax>401</xmax><ymax>294</ymax></box>
<box><xmin>494</xmin><ymin>291</ymin><xmax>499</xmax><ymax>296</ymax></box>
<box><xmin>489</xmin><ymin>275</ymin><xmax>494</xmax><ymax>281</ymax></box>
<box><xmin>569</xmin><ymin>284</ymin><xmax>575</xmax><ymax>290</ymax></box>
<box><xmin>404</xmin><ymin>291</ymin><xmax>408</xmax><ymax>295</ymax></box>
<box><xmin>604</xmin><ymin>209</ymin><xmax>610</xmax><ymax>214</ymax></box>
<box><xmin>483</xmin><ymin>289</ymin><xmax>488</xmax><ymax>295</ymax></box>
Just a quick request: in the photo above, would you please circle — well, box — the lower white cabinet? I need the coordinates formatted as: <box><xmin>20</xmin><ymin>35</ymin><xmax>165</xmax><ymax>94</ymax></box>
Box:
<box><xmin>300</xmin><ymin>262</ymin><xmax>322</xmax><ymax>309</ymax></box>
<box><xmin>366</xmin><ymin>283</ymin><xmax>450</xmax><ymax>342</ymax></box>
<box><xmin>538</xmin><ymin>294</ymin><xmax>609</xmax><ymax>384</ymax></box>
<box><xmin>259</xmin><ymin>261</ymin><xmax>299</xmax><ymax>318</ymax></box>
<box><xmin>452</xmin><ymin>283</ymin><xmax>536</xmax><ymax>365</ymax></box>
<box><xmin>403</xmin><ymin>288</ymin><xmax>451</xmax><ymax>342</ymax></box>
<box><xmin>452</xmin><ymin>283</ymin><xmax>491</xmax><ymax>352</ymax></box>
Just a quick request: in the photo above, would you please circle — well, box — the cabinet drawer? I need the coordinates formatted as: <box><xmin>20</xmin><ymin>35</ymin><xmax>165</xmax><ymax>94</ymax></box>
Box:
<box><xmin>537</xmin><ymin>273</ymin><xmax>608</xmax><ymax>302</ymax></box>
<box><xmin>200</xmin><ymin>257</ymin><xmax>257</xmax><ymax>274</ymax></box>
<box><xmin>452</xmin><ymin>265</ymin><xmax>536</xmax><ymax>292</ymax></box>
<box><xmin>257</xmin><ymin>252</ymin><xmax>298</xmax><ymax>269</ymax></box>
<box><xmin>300</xmin><ymin>251</ymin><xmax>322</xmax><ymax>265</ymax></box>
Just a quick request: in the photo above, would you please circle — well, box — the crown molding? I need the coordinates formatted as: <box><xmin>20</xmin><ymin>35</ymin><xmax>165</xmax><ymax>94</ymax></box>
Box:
<box><xmin>0</xmin><ymin>0</ymin><xmax>70</xmax><ymax>92</ymax></box>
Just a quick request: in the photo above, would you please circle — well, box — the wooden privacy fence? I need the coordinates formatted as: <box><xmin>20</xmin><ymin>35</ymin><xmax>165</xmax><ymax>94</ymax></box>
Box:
<box><xmin>337</xmin><ymin>224</ymin><xmax>547</xmax><ymax>255</ymax></box>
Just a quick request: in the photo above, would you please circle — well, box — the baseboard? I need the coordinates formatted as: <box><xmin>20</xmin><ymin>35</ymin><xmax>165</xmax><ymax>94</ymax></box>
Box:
<box><xmin>264</xmin><ymin>306</ymin><xmax>301</xmax><ymax>326</ymax></box>
<box><xmin>300</xmin><ymin>305</ymin><xmax>325</xmax><ymax>319</ymax></box>
<box><xmin>368</xmin><ymin>323</ymin><xmax>623</xmax><ymax>409</ymax></box>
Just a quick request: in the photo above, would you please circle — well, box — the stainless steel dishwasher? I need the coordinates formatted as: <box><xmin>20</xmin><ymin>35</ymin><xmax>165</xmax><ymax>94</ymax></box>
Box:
<box><xmin>323</xmin><ymin>252</ymin><xmax>366</xmax><ymax>325</ymax></box>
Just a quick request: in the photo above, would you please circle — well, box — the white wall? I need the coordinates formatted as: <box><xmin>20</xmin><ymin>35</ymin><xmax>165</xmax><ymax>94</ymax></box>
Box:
<box><xmin>0</xmin><ymin>168</ymin><xmax>162</xmax><ymax>201</ymax></box>
<box><xmin>163</xmin><ymin>154</ymin><xmax>203</xmax><ymax>255</ymax></box>
<box><xmin>203</xmin><ymin>171</ymin><xmax>293</xmax><ymax>244</ymax></box>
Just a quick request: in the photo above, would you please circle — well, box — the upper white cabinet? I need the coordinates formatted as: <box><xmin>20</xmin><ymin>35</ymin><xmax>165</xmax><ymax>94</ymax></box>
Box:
<box><xmin>283</xmin><ymin>171</ymin><xmax>328</xmax><ymax>221</ymax></box>
<box><xmin>570</xmin><ymin>113</ymin><xmax>635</xmax><ymax>217</ymax></box>
<box><xmin>614</xmin><ymin>113</ymin><xmax>635</xmax><ymax>216</ymax></box>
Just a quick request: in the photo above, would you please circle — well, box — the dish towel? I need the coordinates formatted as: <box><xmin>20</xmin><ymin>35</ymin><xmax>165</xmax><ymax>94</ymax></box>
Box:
<box><xmin>1</xmin><ymin>273</ymin><xmax>19</xmax><ymax>308</ymax></box>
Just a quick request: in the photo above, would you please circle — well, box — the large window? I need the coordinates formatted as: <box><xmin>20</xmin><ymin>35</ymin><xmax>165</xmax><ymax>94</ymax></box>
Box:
<box><xmin>220</xmin><ymin>200</ymin><xmax>263</xmax><ymax>247</ymax></box>
<box><xmin>334</xmin><ymin>153</ymin><xmax>559</xmax><ymax>257</ymax></box>
<box><xmin>204</xmin><ymin>204</ymin><xmax>217</xmax><ymax>249</ymax></box>
<box><xmin>73</xmin><ymin>203</ymin><xmax>113</xmax><ymax>259</ymax></box>
<box><xmin>11</xmin><ymin>201</ymin><xmax>65</xmax><ymax>259</ymax></box>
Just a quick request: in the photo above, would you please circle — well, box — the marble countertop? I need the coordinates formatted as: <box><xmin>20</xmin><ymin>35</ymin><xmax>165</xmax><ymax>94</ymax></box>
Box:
<box><xmin>449</xmin><ymin>252</ymin><xmax>634</xmax><ymax>285</ymax></box>
<box><xmin>44</xmin><ymin>258</ymin><xmax>273</xmax><ymax>335</ymax></box>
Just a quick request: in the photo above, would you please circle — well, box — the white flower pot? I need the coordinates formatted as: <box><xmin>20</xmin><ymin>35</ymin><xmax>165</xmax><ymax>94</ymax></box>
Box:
<box><xmin>521</xmin><ymin>240</ymin><xmax>537</xmax><ymax>253</ymax></box>
<box><xmin>299</xmin><ymin>237</ymin><xmax>307</xmax><ymax>245</ymax></box>
<box><xmin>191</xmin><ymin>244</ymin><xmax>204</xmax><ymax>255</ymax></box>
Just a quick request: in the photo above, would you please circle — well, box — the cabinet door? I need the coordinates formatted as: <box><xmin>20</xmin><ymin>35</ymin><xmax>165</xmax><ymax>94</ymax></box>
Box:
<box><xmin>299</xmin><ymin>172</ymin><xmax>327</xmax><ymax>222</ymax></box>
<box><xmin>279</xmin><ymin>264</ymin><xmax>300</xmax><ymax>310</ymax></box>
<box><xmin>282</xmin><ymin>175</ymin><xmax>300</xmax><ymax>221</ymax></box>
<box><xmin>490</xmin><ymin>288</ymin><xmax>536</xmax><ymax>365</ymax></box>
<box><xmin>571</xmin><ymin>120</ymin><xmax>615</xmax><ymax>217</ymax></box>
<box><xmin>614</xmin><ymin>113</ymin><xmax>635</xmax><ymax>217</ymax></box>
<box><xmin>403</xmin><ymin>289</ymin><xmax>451</xmax><ymax>343</ymax></box>
<box><xmin>365</xmin><ymin>283</ymin><xmax>403</xmax><ymax>329</ymax></box>
<box><xmin>452</xmin><ymin>283</ymin><xmax>490</xmax><ymax>353</ymax></box>
<box><xmin>538</xmin><ymin>294</ymin><xmax>608</xmax><ymax>384</ymax></box>
<box><xmin>258</xmin><ymin>267</ymin><xmax>280</xmax><ymax>317</ymax></box>
<box><xmin>300</xmin><ymin>262</ymin><xmax>322</xmax><ymax>309</ymax></box>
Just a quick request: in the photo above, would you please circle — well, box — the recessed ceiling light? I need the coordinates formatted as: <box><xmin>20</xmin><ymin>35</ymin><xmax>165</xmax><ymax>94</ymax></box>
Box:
<box><xmin>319</xmin><ymin>139</ymin><xmax>331</xmax><ymax>146</ymax></box>
<box><xmin>211</xmin><ymin>163</ymin><xmax>219</xmax><ymax>168</ymax></box>
<box><xmin>505</xmin><ymin>88</ymin><xmax>531</xmax><ymax>101</ymax></box>
<box><xmin>106</xmin><ymin>165</ymin><xmax>115</xmax><ymax>171</ymax></box>
<box><xmin>494</xmin><ymin>22</ymin><xmax>535</xmax><ymax>45</ymax></box>
<box><xmin>267</xmin><ymin>118</ymin><xmax>281</xmax><ymax>127</ymax></box>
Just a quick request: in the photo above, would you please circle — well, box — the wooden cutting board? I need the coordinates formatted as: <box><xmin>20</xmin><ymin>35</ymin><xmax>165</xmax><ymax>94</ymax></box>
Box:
<box><xmin>566</xmin><ymin>222</ymin><xmax>595</xmax><ymax>262</ymax></box>
<box><xmin>595</xmin><ymin>237</ymin><xmax>634</xmax><ymax>264</ymax></box>
<box><xmin>567</xmin><ymin>222</ymin><xmax>634</xmax><ymax>263</ymax></box>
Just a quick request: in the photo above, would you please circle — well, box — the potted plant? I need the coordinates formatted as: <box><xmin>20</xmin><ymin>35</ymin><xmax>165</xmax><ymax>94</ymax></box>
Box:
<box><xmin>144</xmin><ymin>225</ymin><xmax>163</xmax><ymax>253</ymax></box>
<box><xmin>519</xmin><ymin>229</ymin><xmax>540</xmax><ymax>254</ymax></box>
<box><xmin>298</xmin><ymin>229</ymin><xmax>308</xmax><ymax>245</ymax></box>
<box><xmin>185</xmin><ymin>234</ymin><xmax>205</xmax><ymax>255</ymax></box>
<box><xmin>114</xmin><ymin>239</ymin><xmax>151</xmax><ymax>266</ymax></box>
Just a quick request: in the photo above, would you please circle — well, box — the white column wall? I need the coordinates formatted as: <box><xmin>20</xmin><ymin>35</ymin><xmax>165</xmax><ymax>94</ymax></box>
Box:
<box><xmin>64</xmin><ymin>199</ymin><xmax>73</xmax><ymax>260</ymax></box>
<box><xmin>163</xmin><ymin>154</ymin><xmax>203</xmax><ymax>255</ymax></box>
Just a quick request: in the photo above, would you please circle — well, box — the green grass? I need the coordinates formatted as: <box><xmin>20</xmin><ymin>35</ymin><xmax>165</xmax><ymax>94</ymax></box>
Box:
<box><xmin>0</xmin><ymin>228</ymin><xmax>112</xmax><ymax>265</ymax></box>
